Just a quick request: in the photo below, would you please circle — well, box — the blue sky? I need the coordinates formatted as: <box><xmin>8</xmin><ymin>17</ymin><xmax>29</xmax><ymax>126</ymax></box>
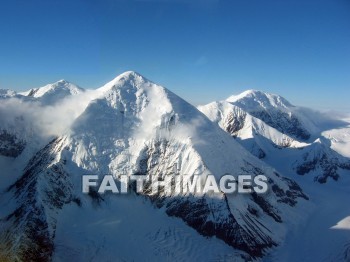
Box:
<box><xmin>0</xmin><ymin>0</ymin><xmax>349</xmax><ymax>111</ymax></box>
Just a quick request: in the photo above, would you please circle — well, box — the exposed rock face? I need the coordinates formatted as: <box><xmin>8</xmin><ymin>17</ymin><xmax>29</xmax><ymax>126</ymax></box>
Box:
<box><xmin>248</xmin><ymin>110</ymin><xmax>310</xmax><ymax>141</ymax></box>
<box><xmin>294</xmin><ymin>139</ymin><xmax>350</xmax><ymax>183</ymax></box>
<box><xmin>0</xmin><ymin>130</ymin><xmax>26</xmax><ymax>157</ymax></box>
<box><xmin>225</xmin><ymin>90</ymin><xmax>311</xmax><ymax>141</ymax></box>
<box><xmin>199</xmin><ymin>93</ymin><xmax>350</xmax><ymax>184</ymax></box>
<box><xmin>0</xmin><ymin>138</ymin><xmax>75</xmax><ymax>262</ymax></box>
<box><xmin>0</xmin><ymin>73</ymin><xmax>310</xmax><ymax>261</ymax></box>
<box><xmin>133</xmin><ymin>139</ymin><xmax>308</xmax><ymax>258</ymax></box>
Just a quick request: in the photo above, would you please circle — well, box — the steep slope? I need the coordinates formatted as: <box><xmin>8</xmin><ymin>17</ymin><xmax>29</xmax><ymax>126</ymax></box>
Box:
<box><xmin>0</xmin><ymin>80</ymin><xmax>91</xmax><ymax>162</ymax></box>
<box><xmin>292</xmin><ymin>138</ymin><xmax>350</xmax><ymax>183</ymax></box>
<box><xmin>198</xmin><ymin>101</ymin><xmax>307</xmax><ymax>159</ymax></box>
<box><xmin>0</xmin><ymin>129</ymin><xmax>26</xmax><ymax>158</ymax></box>
<box><xmin>199</xmin><ymin>94</ymin><xmax>350</xmax><ymax>183</ymax></box>
<box><xmin>0</xmin><ymin>72</ymin><xmax>308</xmax><ymax>261</ymax></box>
<box><xmin>0</xmin><ymin>95</ymin><xmax>29</xmax><ymax>158</ymax></box>
<box><xmin>226</xmin><ymin>90</ymin><xmax>313</xmax><ymax>140</ymax></box>
<box><xmin>199</xmin><ymin>91</ymin><xmax>350</xmax><ymax>261</ymax></box>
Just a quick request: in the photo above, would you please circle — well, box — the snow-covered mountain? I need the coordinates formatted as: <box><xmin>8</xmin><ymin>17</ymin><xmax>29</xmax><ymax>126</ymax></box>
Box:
<box><xmin>199</xmin><ymin>90</ymin><xmax>350</xmax><ymax>261</ymax></box>
<box><xmin>0</xmin><ymin>79</ymin><xmax>93</xmax><ymax>163</ymax></box>
<box><xmin>225</xmin><ymin>90</ymin><xmax>316</xmax><ymax>141</ymax></box>
<box><xmin>1</xmin><ymin>75</ymin><xmax>349</xmax><ymax>261</ymax></box>
<box><xmin>199</xmin><ymin>91</ymin><xmax>350</xmax><ymax>184</ymax></box>
<box><xmin>293</xmin><ymin>137</ymin><xmax>350</xmax><ymax>183</ymax></box>
<box><xmin>0</xmin><ymin>72</ymin><xmax>310</xmax><ymax>261</ymax></box>
<box><xmin>198</xmin><ymin>101</ymin><xmax>307</xmax><ymax>159</ymax></box>
<box><xmin>20</xmin><ymin>79</ymin><xmax>84</xmax><ymax>105</ymax></box>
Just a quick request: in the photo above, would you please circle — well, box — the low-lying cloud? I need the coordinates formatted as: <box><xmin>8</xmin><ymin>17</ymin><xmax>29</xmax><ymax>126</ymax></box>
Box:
<box><xmin>0</xmin><ymin>92</ymin><xmax>96</xmax><ymax>140</ymax></box>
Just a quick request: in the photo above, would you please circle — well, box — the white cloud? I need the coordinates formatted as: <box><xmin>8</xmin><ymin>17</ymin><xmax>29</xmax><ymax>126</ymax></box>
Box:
<box><xmin>0</xmin><ymin>91</ymin><xmax>95</xmax><ymax>139</ymax></box>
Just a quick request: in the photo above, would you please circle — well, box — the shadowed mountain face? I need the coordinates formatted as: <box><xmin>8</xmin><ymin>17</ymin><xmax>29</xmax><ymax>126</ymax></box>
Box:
<box><xmin>0</xmin><ymin>72</ymin><xmax>309</xmax><ymax>261</ymax></box>
<box><xmin>199</xmin><ymin>92</ymin><xmax>350</xmax><ymax>184</ymax></box>
<box><xmin>0</xmin><ymin>130</ymin><xmax>26</xmax><ymax>157</ymax></box>
<box><xmin>226</xmin><ymin>90</ymin><xmax>311</xmax><ymax>141</ymax></box>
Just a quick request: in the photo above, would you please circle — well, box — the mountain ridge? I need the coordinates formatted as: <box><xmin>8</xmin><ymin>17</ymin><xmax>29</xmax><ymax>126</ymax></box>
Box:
<box><xmin>0</xmin><ymin>72</ymin><xmax>349</xmax><ymax>261</ymax></box>
<box><xmin>0</xmin><ymin>72</ymin><xmax>309</xmax><ymax>261</ymax></box>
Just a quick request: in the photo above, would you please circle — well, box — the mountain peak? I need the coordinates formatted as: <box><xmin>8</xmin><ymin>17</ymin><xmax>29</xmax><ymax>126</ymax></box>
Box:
<box><xmin>98</xmin><ymin>71</ymin><xmax>153</xmax><ymax>94</ymax></box>
<box><xmin>56</xmin><ymin>79</ymin><xmax>70</xmax><ymax>85</ymax></box>
<box><xmin>119</xmin><ymin>70</ymin><xmax>142</xmax><ymax>78</ymax></box>
<box><xmin>226</xmin><ymin>89</ymin><xmax>293</xmax><ymax>109</ymax></box>
<box><xmin>19</xmin><ymin>79</ymin><xmax>84</xmax><ymax>105</ymax></box>
<box><xmin>226</xmin><ymin>89</ymin><xmax>262</xmax><ymax>102</ymax></box>
<box><xmin>51</xmin><ymin>79</ymin><xmax>81</xmax><ymax>89</ymax></box>
<box><xmin>36</xmin><ymin>80</ymin><xmax>83</xmax><ymax>95</ymax></box>
<box><xmin>223</xmin><ymin>89</ymin><xmax>311</xmax><ymax>140</ymax></box>
<box><xmin>113</xmin><ymin>70</ymin><xmax>149</xmax><ymax>83</ymax></box>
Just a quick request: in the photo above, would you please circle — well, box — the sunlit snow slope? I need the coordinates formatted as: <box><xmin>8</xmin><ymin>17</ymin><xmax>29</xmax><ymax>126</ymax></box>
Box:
<box><xmin>0</xmin><ymin>72</ymin><xmax>309</xmax><ymax>262</ymax></box>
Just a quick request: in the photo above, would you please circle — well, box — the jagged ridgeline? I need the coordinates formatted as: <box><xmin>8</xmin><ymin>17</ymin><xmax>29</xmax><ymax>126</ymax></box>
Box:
<box><xmin>3</xmin><ymin>71</ymin><xmax>344</xmax><ymax>261</ymax></box>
